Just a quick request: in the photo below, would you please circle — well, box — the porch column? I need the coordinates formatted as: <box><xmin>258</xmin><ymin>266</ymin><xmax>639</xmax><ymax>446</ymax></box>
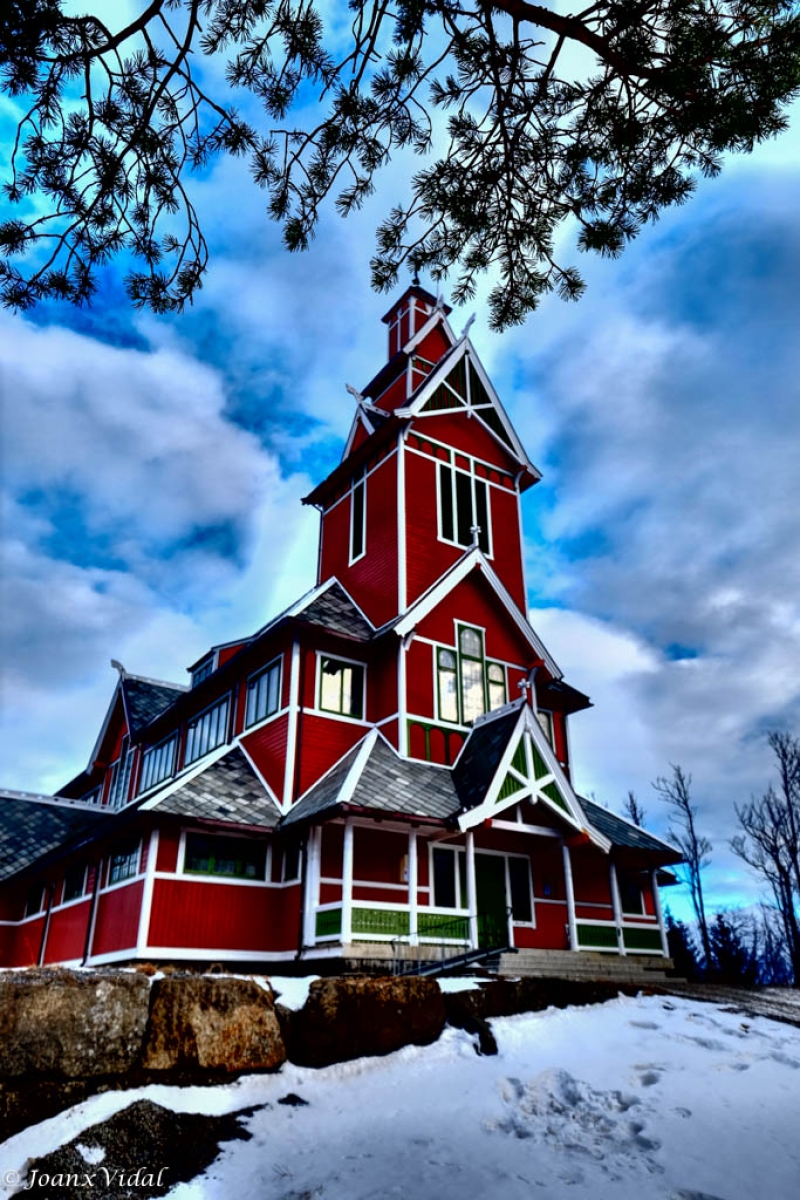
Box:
<box><xmin>408</xmin><ymin>828</ymin><xmax>419</xmax><ymax>945</ymax></box>
<box><xmin>303</xmin><ymin>826</ymin><xmax>322</xmax><ymax>947</ymax></box>
<box><xmin>609</xmin><ymin>860</ymin><xmax>627</xmax><ymax>956</ymax></box>
<box><xmin>341</xmin><ymin>819</ymin><xmax>354</xmax><ymax>947</ymax></box>
<box><xmin>651</xmin><ymin>868</ymin><xmax>669</xmax><ymax>957</ymax></box>
<box><xmin>466</xmin><ymin>831</ymin><xmax>478</xmax><ymax>949</ymax></box>
<box><xmin>562</xmin><ymin>841</ymin><xmax>578</xmax><ymax>950</ymax></box>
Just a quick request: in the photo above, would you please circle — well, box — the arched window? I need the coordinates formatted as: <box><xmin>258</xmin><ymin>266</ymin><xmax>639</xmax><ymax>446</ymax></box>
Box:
<box><xmin>435</xmin><ymin>626</ymin><xmax>507</xmax><ymax>724</ymax></box>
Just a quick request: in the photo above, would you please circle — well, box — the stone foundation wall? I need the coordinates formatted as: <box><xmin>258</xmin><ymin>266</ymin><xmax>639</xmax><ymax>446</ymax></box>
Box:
<box><xmin>0</xmin><ymin>968</ymin><xmax>640</xmax><ymax>1142</ymax></box>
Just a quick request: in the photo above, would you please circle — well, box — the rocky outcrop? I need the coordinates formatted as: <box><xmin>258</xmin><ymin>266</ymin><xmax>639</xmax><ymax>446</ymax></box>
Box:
<box><xmin>142</xmin><ymin>975</ymin><xmax>285</xmax><ymax>1073</ymax></box>
<box><xmin>287</xmin><ymin>975</ymin><xmax>446</xmax><ymax>1067</ymax></box>
<box><xmin>0</xmin><ymin>969</ymin><xmax>151</xmax><ymax>1078</ymax></box>
<box><xmin>443</xmin><ymin>976</ymin><xmax>636</xmax><ymax>1029</ymax></box>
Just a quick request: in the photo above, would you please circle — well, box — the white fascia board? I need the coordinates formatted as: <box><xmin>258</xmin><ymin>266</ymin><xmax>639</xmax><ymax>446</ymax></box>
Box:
<box><xmin>395</xmin><ymin>338</ymin><xmax>468</xmax><ymax>419</ymax></box>
<box><xmin>521</xmin><ymin>707</ymin><xmax>600</xmax><ymax>840</ymax></box>
<box><xmin>463</xmin><ymin>339</ymin><xmax>539</xmax><ymax>474</ymax></box>
<box><xmin>401</xmin><ymin>308</ymin><xmax>457</xmax><ymax>357</ymax></box>
<box><xmin>87</xmin><ymin>678</ymin><xmax>123</xmax><ymax>770</ymax></box>
<box><xmin>392</xmin><ymin>549</ymin><xmax>563</xmax><ymax>681</ymax></box>
<box><xmin>457</xmin><ymin>708</ymin><xmax>528</xmax><ymax>831</ymax></box>
<box><xmin>342</xmin><ymin>409</ymin><xmax>375</xmax><ymax>460</ymax></box>
<box><xmin>338</xmin><ymin>728</ymin><xmax>379</xmax><ymax>807</ymax></box>
<box><xmin>238</xmin><ymin>741</ymin><xmax>283</xmax><ymax>810</ymax></box>
<box><xmin>291</xmin><ymin>729</ymin><xmax>375</xmax><ymax>808</ymax></box>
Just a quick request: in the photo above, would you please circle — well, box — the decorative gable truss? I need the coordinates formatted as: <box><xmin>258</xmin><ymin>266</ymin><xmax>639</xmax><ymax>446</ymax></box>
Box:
<box><xmin>397</xmin><ymin>337</ymin><xmax>540</xmax><ymax>479</ymax></box>
<box><xmin>457</xmin><ymin>705</ymin><xmax>609</xmax><ymax>850</ymax></box>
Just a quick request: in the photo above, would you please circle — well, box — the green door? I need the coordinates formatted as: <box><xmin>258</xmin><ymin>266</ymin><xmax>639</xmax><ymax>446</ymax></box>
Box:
<box><xmin>475</xmin><ymin>854</ymin><xmax>508</xmax><ymax>948</ymax></box>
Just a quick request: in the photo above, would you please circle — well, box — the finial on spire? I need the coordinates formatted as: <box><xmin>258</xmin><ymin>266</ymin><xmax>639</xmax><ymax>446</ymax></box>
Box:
<box><xmin>460</xmin><ymin>313</ymin><xmax>476</xmax><ymax>340</ymax></box>
<box><xmin>346</xmin><ymin>383</ymin><xmax>365</xmax><ymax>405</ymax></box>
<box><xmin>110</xmin><ymin>659</ymin><xmax>126</xmax><ymax>677</ymax></box>
<box><xmin>470</xmin><ymin>524</ymin><xmax>482</xmax><ymax>548</ymax></box>
<box><xmin>517</xmin><ymin>677</ymin><xmax>531</xmax><ymax>696</ymax></box>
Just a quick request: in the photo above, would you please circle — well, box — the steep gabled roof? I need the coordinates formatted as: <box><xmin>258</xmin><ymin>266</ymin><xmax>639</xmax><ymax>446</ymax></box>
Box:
<box><xmin>122</xmin><ymin>676</ymin><xmax>187</xmax><ymax>738</ymax></box>
<box><xmin>0</xmin><ymin>792</ymin><xmax>109</xmax><ymax>882</ymax></box>
<box><xmin>294</xmin><ymin>580</ymin><xmax>373</xmax><ymax>641</ymax></box>
<box><xmin>452</xmin><ymin>704</ymin><xmax>522</xmax><ymax>811</ymax></box>
<box><xmin>143</xmin><ymin>746</ymin><xmax>281</xmax><ymax>828</ymax></box>
<box><xmin>283</xmin><ymin>731</ymin><xmax>458</xmax><ymax>827</ymax></box>
<box><xmin>580</xmin><ymin>797</ymin><xmax>682</xmax><ymax>861</ymax></box>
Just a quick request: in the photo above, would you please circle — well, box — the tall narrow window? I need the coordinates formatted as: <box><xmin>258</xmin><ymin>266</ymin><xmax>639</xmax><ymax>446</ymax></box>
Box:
<box><xmin>109</xmin><ymin>841</ymin><xmax>140</xmax><ymax>884</ymax></box>
<box><xmin>436</xmin><ymin>649</ymin><xmax>459</xmax><ymax>723</ymax></box>
<box><xmin>487</xmin><ymin>663</ymin><xmax>507</xmax><ymax>711</ymax></box>
<box><xmin>319</xmin><ymin>657</ymin><xmax>365</xmax><ymax>719</ymax></box>
<box><xmin>508</xmin><ymin>857</ymin><xmax>533</xmax><ymax>923</ymax></box>
<box><xmin>459</xmin><ymin>626</ymin><xmax>486</xmax><ymax>724</ymax></box>
<box><xmin>350</xmin><ymin>470</ymin><xmax>366</xmax><ymax>562</ymax></box>
<box><xmin>246</xmin><ymin>658</ymin><xmax>281</xmax><ymax>727</ymax></box>
<box><xmin>438</xmin><ymin>463</ymin><xmax>490</xmax><ymax>554</ymax></box>
<box><xmin>536</xmin><ymin>709</ymin><xmax>554</xmax><ymax>747</ymax></box>
<box><xmin>185</xmin><ymin>695</ymin><xmax>230</xmax><ymax>766</ymax></box>
<box><xmin>109</xmin><ymin>740</ymin><xmax>134</xmax><ymax>810</ymax></box>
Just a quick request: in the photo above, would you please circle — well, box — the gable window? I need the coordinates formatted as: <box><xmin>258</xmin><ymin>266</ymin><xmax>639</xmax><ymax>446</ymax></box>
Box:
<box><xmin>62</xmin><ymin>864</ymin><xmax>87</xmax><ymax>904</ymax></box>
<box><xmin>184</xmin><ymin>833</ymin><xmax>267</xmax><ymax>880</ymax></box>
<box><xmin>436</xmin><ymin>626</ymin><xmax>507</xmax><ymax>725</ymax></box>
<box><xmin>191</xmin><ymin>657</ymin><xmax>214</xmax><ymax>688</ymax></box>
<box><xmin>246</xmin><ymin>658</ymin><xmax>281</xmax><ymax>728</ymax></box>
<box><xmin>140</xmin><ymin>733</ymin><xmax>177</xmax><ymax>794</ymax></box>
<box><xmin>109</xmin><ymin>841</ymin><xmax>140</xmax><ymax>885</ymax></box>
<box><xmin>438</xmin><ymin>462</ymin><xmax>490</xmax><ymax>554</ymax></box>
<box><xmin>319</xmin><ymin>657</ymin><xmax>365</xmax><ymax>719</ymax></box>
<box><xmin>184</xmin><ymin>695</ymin><xmax>230</xmax><ymax>766</ymax></box>
<box><xmin>349</xmin><ymin>470</ymin><xmax>366</xmax><ymax>563</ymax></box>
<box><xmin>536</xmin><ymin>709</ymin><xmax>554</xmax><ymax>748</ymax></box>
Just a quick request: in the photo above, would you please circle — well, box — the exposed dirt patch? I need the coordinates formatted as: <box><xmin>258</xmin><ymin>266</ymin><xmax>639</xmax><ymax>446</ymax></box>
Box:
<box><xmin>18</xmin><ymin>1098</ymin><xmax>259</xmax><ymax>1199</ymax></box>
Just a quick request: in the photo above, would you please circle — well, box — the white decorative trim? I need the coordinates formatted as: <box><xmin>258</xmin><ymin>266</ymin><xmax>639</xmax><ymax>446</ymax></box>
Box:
<box><xmin>136</xmin><ymin>829</ymin><xmax>159</xmax><ymax>953</ymax></box>
<box><xmin>282</xmin><ymin>639</ymin><xmax>301</xmax><ymax>806</ymax></box>
<box><xmin>397</xmin><ymin>432</ymin><xmax>407</xmax><ymax>613</ymax></box>
<box><xmin>341</xmin><ymin>819</ymin><xmax>354</xmax><ymax>944</ymax></box>
<box><xmin>562</xmin><ymin>842</ymin><xmax>578</xmax><ymax>950</ymax></box>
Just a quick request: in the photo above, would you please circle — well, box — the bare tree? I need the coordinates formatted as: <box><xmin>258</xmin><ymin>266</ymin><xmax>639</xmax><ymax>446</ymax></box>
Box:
<box><xmin>621</xmin><ymin>789</ymin><xmax>646</xmax><ymax>828</ymax></box>
<box><xmin>653</xmin><ymin>765</ymin><xmax>712</xmax><ymax>967</ymax></box>
<box><xmin>732</xmin><ymin>733</ymin><xmax>800</xmax><ymax>986</ymax></box>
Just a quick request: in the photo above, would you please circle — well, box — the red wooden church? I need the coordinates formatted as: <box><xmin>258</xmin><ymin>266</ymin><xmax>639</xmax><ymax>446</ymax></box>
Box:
<box><xmin>0</xmin><ymin>287</ymin><xmax>681</xmax><ymax>973</ymax></box>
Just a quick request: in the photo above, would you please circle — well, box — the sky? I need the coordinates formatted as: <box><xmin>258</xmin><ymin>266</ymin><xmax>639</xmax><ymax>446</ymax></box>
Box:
<box><xmin>1</xmin><ymin>12</ymin><xmax>799</xmax><ymax>927</ymax></box>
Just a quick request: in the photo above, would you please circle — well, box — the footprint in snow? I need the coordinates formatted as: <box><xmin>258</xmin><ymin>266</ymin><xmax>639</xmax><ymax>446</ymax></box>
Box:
<box><xmin>639</xmin><ymin>1070</ymin><xmax>661</xmax><ymax>1087</ymax></box>
<box><xmin>671</xmin><ymin>1190</ymin><xmax>729</xmax><ymax>1200</ymax></box>
<box><xmin>629</xmin><ymin>1020</ymin><xmax>661</xmax><ymax>1030</ymax></box>
<box><xmin>769</xmin><ymin>1051</ymin><xmax>800</xmax><ymax>1069</ymax></box>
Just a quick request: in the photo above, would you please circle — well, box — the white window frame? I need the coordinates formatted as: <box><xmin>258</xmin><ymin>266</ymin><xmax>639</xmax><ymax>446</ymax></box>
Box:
<box><xmin>349</xmin><ymin>469</ymin><xmax>367</xmax><ymax>565</ymax></box>
<box><xmin>191</xmin><ymin>654</ymin><xmax>216</xmax><ymax>689</ymax></box>
<box><xmin>182</xmin><ymin>830</ymin><xmax>269</xmax><ymax>882</ymax></box>
<box><xmin>61</xmin><ymin>863</ymin><xmax>88</xmax><ymax>905</ymax></box>
<box><xmin>436</xmin><ymin>460</ymin><xmax>493</xmax><ymax>557</ymax></box>
<box><xmin>245</xmin><ymin>657</ymin><xmax>282</xmax><ymax>729</ymax></box>
<box><xmin>434</xmin><ymin>624</ymin><xmax>507</xmax><ymax>725</ymax></box>
<box><xmin>108</xmin><ymin>840</ymin><xmax>142</xmax><ymax>886</ymax></box>
<box><xmin>316</xmin><ymin>651</ymin><xmax>367</xmax><ymax>721</ymax></box>
<box><xmin>139</xmin><ymin>732</ymin><xmax>177</xmax><ymax>795</ymax></box>
<box><xmin>183</xmin><ymin>692</ymin><xmax>232</xmax><ymax>768</ymax></box>
<box><xmin>536</xmin><ymin>709</ymin><xmax>555</xmax><ymax>748</ymax></box>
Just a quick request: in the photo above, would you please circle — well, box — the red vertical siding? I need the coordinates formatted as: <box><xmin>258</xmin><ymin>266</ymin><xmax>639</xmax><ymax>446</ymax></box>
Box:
<box><xmin>44</xmin><ymin>899</ymin><xmax>92</xmax><ymax>963</ymax></box>
<box><xmin>240</xmin><ymin>713</ymin><xmax>289</xmax><ymax>802</ymax></box>
<box><xmin>147</xmin><ymin>879</ymin><xmax>300</xmax><ymax>953</ymax></box>
<box><xmin>91</xmin><ymin>881</ymin><xmax>143</xmax><ymax>957</ymax></box>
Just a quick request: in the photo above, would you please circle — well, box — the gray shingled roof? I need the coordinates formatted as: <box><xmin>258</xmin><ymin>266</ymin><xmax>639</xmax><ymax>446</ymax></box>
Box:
<box><xmin>452</xmin><ymin>706</ymin><xmax>522</xmax><ymax>811</ymax></box>
<box><xmin>148</xmin><ymin>747</ymin><xmax>281</xmax><ymax>828</ymax></box>
<box><xmin>283</xmin><ymin>734</ymin><xmax>459</xmax><ymax>826</ymax></box>
<box><xmin>122</xmin><ymin>677</ymin><xmax>185</xmax><ymax>737</ymax></box>
<box><xmin>580</xmin><ymin>797</ymin><xmax>682</xmax><ymax>860</ymax></box>
<box><xmin>0</xmin><ymin>793</ymin><xmax>109</xmax><ymax>882</ymax></box>
<box><xmin>295</xmin><ymin>582</ymin><xmax>373</xmax><ymax>641</ymax></box>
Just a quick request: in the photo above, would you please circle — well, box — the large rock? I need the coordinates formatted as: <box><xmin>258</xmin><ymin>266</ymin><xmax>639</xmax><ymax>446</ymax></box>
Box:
<box><xmin>142</xmin><ymin>976</ymin><xmax>285</xmax><ymax>1073</ymax></box>
<box><xmin>0</xmin><ymin>969</ymin><xmax>151</xmax><ymax>1078</ymax></box>
<box><xmin>443</xmin><ymin>976</ymin><xmax>638</xmax><ymax>1029</ymax></box>
<box><xmin>288</xmin><ymin>975</ymin><xmax>446</xmax><ymax>1067</ymax></box>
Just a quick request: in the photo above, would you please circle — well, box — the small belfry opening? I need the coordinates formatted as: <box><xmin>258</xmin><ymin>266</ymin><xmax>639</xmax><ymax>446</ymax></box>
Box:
<box><xmin>381</xmin><ymin>283</ymin><xmax>451</xmax><ymax>359</ymax></box>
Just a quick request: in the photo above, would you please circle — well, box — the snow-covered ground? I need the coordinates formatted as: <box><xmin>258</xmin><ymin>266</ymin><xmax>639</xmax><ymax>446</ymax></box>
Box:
<box><xmin>3</xmin><ymin>993</ymin><xmax>799</xmax><ymax>1200</ymax></box>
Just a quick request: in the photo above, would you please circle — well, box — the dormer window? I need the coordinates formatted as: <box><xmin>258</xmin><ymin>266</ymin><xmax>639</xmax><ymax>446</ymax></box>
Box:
<box><xmin>140</xmin><ymin>733</ymin><xmax>177</xmax><ymax>793</ymax></box>
<box><xmin>436</xmin><ymin>625</ymin><xmax>507</xmax><ymax>725</ymax></box>
<box><xmin>191</xmin><ymin>656</ymin><xmax>214</xmax><ymax>688</ymax></box>
<box><xmin>184</xmin><ymin>694</ymin><xmax>230</xmax><ymax>766</ymax></box>
<box><xmin>246</xmin><ymin>658</ymin><xmax>282</xmax><ymax>727</ymax></box>
<box><xmin>108</xmin><ymin>738</ymin><xmax>135</xmax><ymax>810</ymax></box>
<box><xmin>438</xmin><ymin>462</ymin><xmax>490</xmax><ymax>554</ymax></box>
